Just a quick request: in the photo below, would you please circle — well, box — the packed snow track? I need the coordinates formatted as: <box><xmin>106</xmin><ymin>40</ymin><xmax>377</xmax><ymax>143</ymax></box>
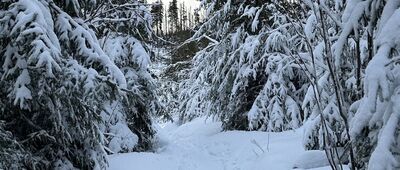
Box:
<box><xmin>108</xmin><ymin>117</ymin><xmax>345</xmax><ymax>170</ymax></box>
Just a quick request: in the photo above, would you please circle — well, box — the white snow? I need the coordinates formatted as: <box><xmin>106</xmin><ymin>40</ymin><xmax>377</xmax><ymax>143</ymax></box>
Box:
<box><xmin>13</xmin><ymin>69</ymin><xmax>32</xmax><ymax>109</ymax></box>
<box><xmin>241</xmin><ymin>6</ymin><xmax>259</xmax><ymax>19</ymax></box>
<box><xmin>108</xmin><ymin>117</ymin><xmax>341</xmax><ymax>170</ymax></box>
<box><xmin>304</xmin><ymin>14</ymin><xmax>317</xmax><ymax>40</ymax></box>
<box><xmin>108</xmin><ymin>122</ymin><xmax>139</xmax><ymax>153</ymax></box>
<box><xmin>251</xmin><ymin>6</ymin><xmax>263</xmax><ymax>32</ymax></box>
<box><xmin>293</xmin><ymin>150</ymin><xmax>332</xmax><ymax>169</ymax></box>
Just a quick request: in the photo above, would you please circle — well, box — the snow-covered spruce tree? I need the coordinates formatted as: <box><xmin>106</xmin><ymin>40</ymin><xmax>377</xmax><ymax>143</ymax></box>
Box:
<box><xmin>247</xmin><ymin>16</ymin><xmax>307</xmax><ymax>132</ymax></box>
<box><xmin>179</xmin><ymin>0</ymin><xmax>271</xmax><ymax>128</ymax></box>
<box><xmin>299</xmin><ymin>0</ymin><xmax>400</xmax><ymax>169</ymax></box>
<box><xmin>334</xmin><ymin>0</ymin><xmax>400</xmax><ymax>169</ymax></box>
<box><xmin>75</xmin><ymin>0</ymin><xmax>161</xmax><ymax>152</ymax></box>
<box><xmin>0</xmin><ymin>0</ymin><xmax>159</xmax><ymax>168</ymax></box>
<box><xmin>0</xmin><ymin>0</ymin><xmax>134</xmax><ymax>168</ymax></box>
<box><xmin>178</xmin><ymin>0</ymin><xmax>306</xmax><ymax>131</ymax></box>
<box><xmin>101</xmin><ymin>34</ymin><xmax>159</xmax><ymax>152</ymax></box>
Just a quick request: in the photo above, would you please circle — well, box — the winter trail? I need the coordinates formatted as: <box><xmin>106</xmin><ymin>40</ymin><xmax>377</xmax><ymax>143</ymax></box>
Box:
<box><xmin>108</xmin><ymin>50</ymin><xmax>339</xmax><ymax>170</ymax></box>
<box><xmin>108</xmin><ymin>117</ymin><xmax>333</xmax><ymax>170</ymax></box>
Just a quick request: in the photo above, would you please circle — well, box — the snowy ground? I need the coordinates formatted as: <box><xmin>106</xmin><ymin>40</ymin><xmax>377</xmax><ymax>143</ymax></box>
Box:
<box><xmin>108</xmin><ymin>117</ymin><xmax>347</xmax><ymax>170</ymax></box>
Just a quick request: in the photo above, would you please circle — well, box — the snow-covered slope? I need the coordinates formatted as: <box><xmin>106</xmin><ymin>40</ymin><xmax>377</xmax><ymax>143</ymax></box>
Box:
<box><xmin>108</xmin><ymin>117</ymin><xmax>347</xmax><ymax>170</ymax></box>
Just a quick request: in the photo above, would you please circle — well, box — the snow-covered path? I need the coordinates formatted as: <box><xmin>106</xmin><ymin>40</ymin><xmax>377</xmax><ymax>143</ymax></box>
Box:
<box><xmin>108</xmin><ymin>117</ymin><xmax>312</xmax><ymax>170</ymax></box>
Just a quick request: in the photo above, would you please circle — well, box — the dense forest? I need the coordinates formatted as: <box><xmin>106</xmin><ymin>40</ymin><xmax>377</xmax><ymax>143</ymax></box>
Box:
<box><xmin>1</xmin><ymin>0</ymin><xmax>399</xmax><ymax>170</ymax></box>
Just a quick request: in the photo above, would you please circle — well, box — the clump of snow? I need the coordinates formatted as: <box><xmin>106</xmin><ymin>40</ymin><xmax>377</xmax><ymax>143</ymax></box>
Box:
<box><xmin>241</xmin><ymin>6</ymin><xmax>259</xmax><ymax>19</ymax></box>
<box><xmin>101</xmin><ymin>101</ymin><xmax>139</xmax><ymax>153</ymax></box>
<box><xmin>251</xmin><ymin>6</ymin><xmax>263</xmax><ymax>32</ymax></box>
<box><xmin>13</xmin><ymin>69</ymin><xmax>32</xmax><ymax>109</ymax></box>
<box><xmin>231</xmin><ymin>27</ymin><xmax>242</xmax><ymax>49</ymax></box>
<box><xmin>293</xmin><ymin>150</ymin><xmax>331</xmax><ymax>169</ymax></box>
<box><xmin>102</xmin><ymin>35</ymin><xmax>151</xmax><ymax>70</ymax></box>
<box><xmin>108</xmin><ymin>122</ymin><xmax>139</xmax><ymax>153</ymax></box>
<box><xmin>304</xmin><ymin>14</ymin><xmax>317</xmax><ymax>40</ymax></box>
<box><xmin>223</xmin><ymin>0</ymin><xmax>231</xmax><ymax>14</ymax></box>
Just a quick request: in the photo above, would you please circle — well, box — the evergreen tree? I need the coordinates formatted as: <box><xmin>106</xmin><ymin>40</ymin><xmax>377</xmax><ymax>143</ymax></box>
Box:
<box><xmin>168</xmin><ymin>0</ymin><xmax>179</xmax><ymax>34</ymax></box>
<box><xmin>334</xmin><ymin>0</ymin><xmax>400</xmax><ymax>169</ymax></box>
<box><xmin>164</xmin><ymin>6</ymin><xmax>169</xmax><ymax>35</ymax></box>
<box><xmin>0</xmin><ymin>0</ymin><xmax>158</xmax><ymax>168</ymax></box>
<box><xmin>178</xmin><ymin>2</ymin><xmax>188</xmax><ymax>31</ymax></box>
<box><xmin>81</xmin><ymin>0</ymin><xmax>160</xmax><ymax>153</ymax></box>
<box><xmin>298</xmin><ymin>1</ymin><xmax>400</xmax><ymax>168</ymax></box>
<box><xmin>151</xmin><ymin>0</ymin><xmax>164</xmax><ymax>36</ymax></box>
<box><xmin>194</xmin><ymin>8</ymin><xmax>200</xmax><ymax>25</ymax></box>
<box><xmin>0</xmin><ymin>0</ymin><xmax>120</xmax><ymax>168</ymax></box>
<box><xmin>178</xmin><ymin>0</ymin><xmax>305</xmax><ymax>131</ymax></box>
<box><xmin>177</xmin><ymin>0</ymin><xmax>400</xmax><ymax>168</ymax></box>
